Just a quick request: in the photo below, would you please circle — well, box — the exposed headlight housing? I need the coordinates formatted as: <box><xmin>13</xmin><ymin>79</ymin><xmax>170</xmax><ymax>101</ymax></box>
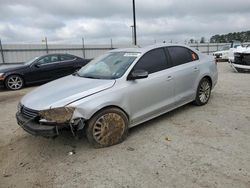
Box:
<box><xmin>39</xmin><ymin>107</ymin><xmax>75</xmax><ymax>124</ymax></box>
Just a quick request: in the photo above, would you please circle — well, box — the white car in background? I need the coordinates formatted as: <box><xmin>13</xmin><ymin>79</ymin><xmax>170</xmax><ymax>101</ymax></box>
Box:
<box><xmin>213</xmin><ymin>45</ymin><xmax>230</xmax><ymax>60</ymax></box>
<box><xmin>228</xmin><ymin>45</ymin><xmax>245</xmax><ymax>63</ymax></box>
<box><xmin>213</xmin><ymin>41</ymin><xmax>242</xmax><ymax>61</ymax></box>
<box><xmin>229</xmin><ymin>44</ymin><xmax>250</xmax><ymax>72</ymax></box>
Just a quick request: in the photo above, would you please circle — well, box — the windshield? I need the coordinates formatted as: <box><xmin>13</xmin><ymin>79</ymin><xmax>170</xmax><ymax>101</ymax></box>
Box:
<box><xmin>220</xmin><ymin>45</ymin><xmax>230</xmax><ymax>51</ymax></box>
<box><xmin>24</xmin><ymin>56</ymin><xmax>39</xmax><ymax>65</ymax></box>
<box><xmin>77</xmin><ymin>52</ymin><xmax>140</xmax><ymax>79</ymax></box>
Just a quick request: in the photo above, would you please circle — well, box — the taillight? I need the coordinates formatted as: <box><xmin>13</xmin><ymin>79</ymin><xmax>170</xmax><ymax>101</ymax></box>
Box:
<box><xmin>191</xmin><ymin>53</ymin><xmax>198</xmax><ymax>61</ymax></box>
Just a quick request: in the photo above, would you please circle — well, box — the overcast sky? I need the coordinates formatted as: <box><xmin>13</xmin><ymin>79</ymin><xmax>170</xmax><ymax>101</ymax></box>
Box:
<box><xmin>0</xmin><ymin>0</ymin><xmax>250</xmax><ymax>45</ymax></box>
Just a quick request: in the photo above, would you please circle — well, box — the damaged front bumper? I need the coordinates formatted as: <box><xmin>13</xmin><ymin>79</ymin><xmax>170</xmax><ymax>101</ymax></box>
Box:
<box><xmin>16</xmin><ymin>104</ymin><xmax>85</xmax><ymax>137</ymax></box>
<box><xmin>16</xmin><ymin>112</ymin><xmax>68</xmax><ymax>137</ymax></box>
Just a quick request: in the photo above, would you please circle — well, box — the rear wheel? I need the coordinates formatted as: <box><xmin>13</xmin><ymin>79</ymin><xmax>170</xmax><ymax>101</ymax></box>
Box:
<box><xmin>5</xmin><ymin>75</ymin><xmax>24</xmax><ymax>90</ymax></box>
<box><xmin>194</xmin><ymin>78</ymin><xmax>211</xmax><ymax>106</ymax></box>
<box><xmin>86</xmin><ymin>108</ymin><xmax>129</xmax><ymax>148</ymax></box>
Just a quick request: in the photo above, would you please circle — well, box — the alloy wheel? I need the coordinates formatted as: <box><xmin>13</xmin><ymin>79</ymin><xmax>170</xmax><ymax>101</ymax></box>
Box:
<box><xmin>92</xmin><ymin>113</ymin><xmax>126</xmax><ymax>146</ymax></box>
<box><xmin>7</xmin><ymin>75</ymin><xmax>23</xmax><ymax>90</ymax></box>
<box><xmin>198</xmin><ymin>80</ymin><xmax>211</xmax><ymax>103</ymax></box>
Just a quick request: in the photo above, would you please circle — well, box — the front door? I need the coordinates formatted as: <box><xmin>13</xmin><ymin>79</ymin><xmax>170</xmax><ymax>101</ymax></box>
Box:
<box><xmin>28</xmin><ymin>54</ymin><xmax>60</xmax><ymax>83</ymax></box>
<box><xmin>125</xmin><ymin>48</ymin><xmax>175</xmax><ymax>126</ymax></box>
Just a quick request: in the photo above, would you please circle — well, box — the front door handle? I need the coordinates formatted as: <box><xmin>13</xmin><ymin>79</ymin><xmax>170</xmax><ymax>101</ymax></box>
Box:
<box><xmin>166</xmin><ymin>76</ymin><xmax>173</xmax><ymax>81</ymax></box>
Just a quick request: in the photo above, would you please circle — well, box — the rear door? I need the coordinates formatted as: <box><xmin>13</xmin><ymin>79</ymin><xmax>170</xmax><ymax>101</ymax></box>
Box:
<box><xmin>126</xmin><ymin>48</ymin><xmax>175</xmax><ymax>125</ymax></box>
<box><xmin>58</xmin><ymin>54</ymin><xmax>78</xmax><ymax>77</ymax></box>
<box><xmin>166</xmin><ymin>46</ymin><xmax>200</xmax><ymax>105</ymax></box>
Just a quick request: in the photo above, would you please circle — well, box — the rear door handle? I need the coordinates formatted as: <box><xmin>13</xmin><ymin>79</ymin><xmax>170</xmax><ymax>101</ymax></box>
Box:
<box><xmin>194</xmin><ymin>67</ymin><xmax>199</xmax><ymax>72</ymax></box>
<box><xmin>166</xmin><ymin>76</ymin><xmax>173</xmax><ymax>81</ymax></box>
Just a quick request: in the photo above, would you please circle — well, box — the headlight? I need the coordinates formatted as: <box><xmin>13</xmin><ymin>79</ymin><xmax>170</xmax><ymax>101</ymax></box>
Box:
<box><xmin>39</xmin><ymin>107</ymin><xmax>75</xmax><ymax>124</ymax></box>
<box><xmin>0</xmin><ymin>73</ymin><xmax>5</xmax><ymax>79</ymax></box>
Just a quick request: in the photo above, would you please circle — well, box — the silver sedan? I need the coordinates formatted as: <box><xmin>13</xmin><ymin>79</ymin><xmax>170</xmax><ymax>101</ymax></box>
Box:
<box><xmin>16</xmin><ymin>44</ymin><xmax>218</xmax><ymax>147</ymax></box>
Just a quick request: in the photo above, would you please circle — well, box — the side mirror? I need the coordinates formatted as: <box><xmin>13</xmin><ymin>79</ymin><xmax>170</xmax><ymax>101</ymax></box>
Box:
<box><xmin>34</xmin><ymin>63</ymin><xmax>41</xmax><ymax>68</ymax></box>
<box><xmin>128</xmin><ymin>69</ymin><xmax>148</xmax><ymax>80</ymax></box>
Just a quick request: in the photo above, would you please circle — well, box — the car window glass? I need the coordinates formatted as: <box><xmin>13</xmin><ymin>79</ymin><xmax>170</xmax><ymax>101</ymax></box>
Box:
<box><xmin>60</xmin><ymin>55</ymin><xmax>75</xmax><ymax>61</ymax></box>
<box><xmin>77</xmin><ymin>52</ymin><xmax>139</xmax><ymax>79</ymax></box>
<box><xmin>167</xmin><ymin>47</ymin><xmax>196</xmax><ymax>66</ymax></box>
<box><xmin>133</xmin><ymin>48</ymin><xmax>168</xmax><ymax>74</ymax></box>
<box><xmin>37</xmin><ymin>55</ymin><xmax>59</xmax><ymax>65</ymax></box>
<box><xmin>220</xmin><ymin>45</ymin><xmax>230</xmax><ymax>51</ymax></box>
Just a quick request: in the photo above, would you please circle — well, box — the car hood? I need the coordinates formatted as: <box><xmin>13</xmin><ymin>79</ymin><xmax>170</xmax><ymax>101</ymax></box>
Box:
<box><xmin>236</xmin><ymin>47</ymin><xmax>250</xmax><ymax>54</ymax></box>
<box><xmin>0</xmin><ymin>63</ymin><xmax>27</xmax><ymax>72</ymax></box>
<box><xmin>214</xmin><ymin>50</ymin><xmax>228</xmax><ymax>54</ymax></box>
<box><xmin>21</xmin><ymin>75</ymin><xmax>116</xmax><ymax>110</ymax></box>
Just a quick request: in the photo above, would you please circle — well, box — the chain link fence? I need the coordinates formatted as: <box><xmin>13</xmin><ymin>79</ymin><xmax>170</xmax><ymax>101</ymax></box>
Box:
<box><xmin>0</xmin><ymin>41</ymin><xmax>249</xmax><ymax>64</ymax></box>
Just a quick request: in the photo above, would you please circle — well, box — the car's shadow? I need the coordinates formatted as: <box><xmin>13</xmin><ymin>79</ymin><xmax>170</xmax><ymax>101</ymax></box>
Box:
<box><xmin>129</xmin><ymin>103</ymin><xmax>194</xmax><ymax>136</ymax></box>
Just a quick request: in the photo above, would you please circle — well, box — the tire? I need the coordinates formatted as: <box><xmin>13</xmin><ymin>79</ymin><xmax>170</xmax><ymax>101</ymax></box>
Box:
<box><xmin>86</xmin><ymin>108</ymin><xmax>129</xmax><ymax>148</ymax></box>
<box><xmin>193</xmin><ymin>78</ymin><xmax>211</xmax><ymax>106</ymax></box>
<box><xmin>5</xmin><ymin>75</ymin><xmax>24</xmax><ymax>90</ymax></box>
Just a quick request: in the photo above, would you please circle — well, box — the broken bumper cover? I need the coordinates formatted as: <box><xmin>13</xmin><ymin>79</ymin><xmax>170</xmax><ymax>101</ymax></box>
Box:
<box><xmin>16</xmin><ymin>112</ymin><xmax>67</xmax><ymax>137</ymax></box>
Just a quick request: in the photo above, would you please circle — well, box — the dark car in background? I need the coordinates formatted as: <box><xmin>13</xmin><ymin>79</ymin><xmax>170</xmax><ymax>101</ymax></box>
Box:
<box><xmin>0</xmin><ymin>53</ymin><xmax>90</xmax><ymax>90</ymax></box>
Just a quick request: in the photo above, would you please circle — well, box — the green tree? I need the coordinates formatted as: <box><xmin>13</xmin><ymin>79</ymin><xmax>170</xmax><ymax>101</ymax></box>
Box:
<box><xmin>200</xmin><ymin>37</ymin><xmax>205</xmax><ymax>43</ymax></box>
<box><xmin>210</xmin><ymin>30</ymin><xmax>250</xmax><ymax>43</ymax></box>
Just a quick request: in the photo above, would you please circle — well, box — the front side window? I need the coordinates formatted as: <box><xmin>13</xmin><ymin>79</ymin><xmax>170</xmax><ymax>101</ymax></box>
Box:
<box><xmin>167</xmin><ymin>47</ymin><xmax>198</xmax><ymax>66</ymax></box>
<box><xmin>132</xmin><ymin>48</ymin><xmax>168</xmax><ymax>74</ymax></box>
<box><xmin>77</xmin><ymin>52</ymin><xmax>140</xmax><ymax>79</ymax></box>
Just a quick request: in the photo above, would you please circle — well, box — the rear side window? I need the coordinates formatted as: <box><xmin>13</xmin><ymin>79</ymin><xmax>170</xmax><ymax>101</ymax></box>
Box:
<box><xmin>60</xmin><ymin>55</ymin><xmax>75</xmax><ymax>61</ymax></box>
<box><xmin>133</xmin><ymin>48</ymin><xmax>168</xmax><ymax>74</ymax></box>
<box><xmin>37</xmin><ymin>55</ymin><xmax>59</xmax><ymax>64</ymax></box>
<box><xmin>167</xmin><ymin>46</ymin><xmax>198</xmax><ymax>66</ymax></box>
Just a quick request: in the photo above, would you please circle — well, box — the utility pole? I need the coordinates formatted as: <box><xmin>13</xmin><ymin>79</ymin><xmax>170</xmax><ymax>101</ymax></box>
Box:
<box><xmin>82</xmin><ymin>37</ymin><xmax>85</xmax><ymax>58</ymax></box>
<box><xmin>43</xmin><ymin>37</ymin><xmax>49</xmax><ymax>54</ymax></box>
<box><xmin>0</xmin><ymin>39</ymin><xmax>5</xmax><ymax>64</ymax></box>
<box><xmin>132</xmin><ymin>0</ymin><xmax>137</xmax><ymax>45</ymax></box>
<box><xmin>130</xmin><ymin>25</ymin><xmax>134</xmax><ymax>45</ymax></box>
<box><xmin>110</xmin><ymin>38</ymin><xmax>113</xmax><ymax>49</ymax></box>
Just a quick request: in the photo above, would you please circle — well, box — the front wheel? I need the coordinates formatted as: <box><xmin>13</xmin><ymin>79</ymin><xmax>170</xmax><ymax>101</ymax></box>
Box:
<box><xmin>194</xmin><ymin>78</ymin><xmax>211</xmax><ymax>106</ymax></box>
<box><xmin>5</xmin><ymin>75</ymin><xmax>24</xmax><ymax>90</ymax></box>
<box><xmin>86</xmin><ymin>108</ymin><xmax>129</xmax><ymax>148</ymax></box>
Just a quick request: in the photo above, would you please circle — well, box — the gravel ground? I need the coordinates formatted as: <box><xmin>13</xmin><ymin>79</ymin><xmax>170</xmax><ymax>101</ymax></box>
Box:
<box><xmin>0</xmin><ymin>62</ymin><xmax>250</xmax><ymax>188</ymax></box>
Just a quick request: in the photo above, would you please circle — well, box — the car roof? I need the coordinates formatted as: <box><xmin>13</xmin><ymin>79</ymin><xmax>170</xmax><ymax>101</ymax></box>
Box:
<box><xmin>39</xmin><ymin>53</ymin><xmax>80</xmax><ymax>59</ymax></box>
<box><xmin>110</xmin><ymin>43</ymin><xmax>196</xmax><ymax>54</ymax></box>
<box><xmin>42</xmin><ymin>53</ymin><xmax>76</xmax><ymax>56</ymax></box>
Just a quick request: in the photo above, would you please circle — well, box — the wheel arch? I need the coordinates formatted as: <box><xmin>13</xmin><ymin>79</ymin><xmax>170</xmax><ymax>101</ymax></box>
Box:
<box><xmin>5</xmin><ymin>73</ymin><xmax>25</xmax><ymax>82</ymax></box>
<box><xmin>202</xmin><ymin>75</ymin><xmax>212</xmax><ymax>87</ymax></box>
<box><xmin>88</xmin><ymin>105</ymin><xmax>130</xmax><ymax>122</ymax></box>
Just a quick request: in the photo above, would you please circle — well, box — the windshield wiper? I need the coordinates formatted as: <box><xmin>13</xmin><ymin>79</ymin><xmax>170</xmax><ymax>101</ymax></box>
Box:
<box><xmin>83</xmin><ymin>76</ymin><xmax>101</xmax><ymax>79</ymax></box>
